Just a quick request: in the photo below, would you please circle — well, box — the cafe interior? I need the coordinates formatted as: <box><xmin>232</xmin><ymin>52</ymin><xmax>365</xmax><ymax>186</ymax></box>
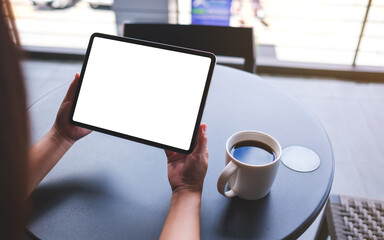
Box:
<box><xmin>3</xmin><ymin>0</ymin><xmax>384</xmax><ymax>239</ymax></box>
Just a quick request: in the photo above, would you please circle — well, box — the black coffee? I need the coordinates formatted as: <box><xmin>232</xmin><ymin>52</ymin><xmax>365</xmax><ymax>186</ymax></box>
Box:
<box><xmin>230</xmin><ymin>140</ymin><xmax>276</xmax><ymax>165</ymax></box>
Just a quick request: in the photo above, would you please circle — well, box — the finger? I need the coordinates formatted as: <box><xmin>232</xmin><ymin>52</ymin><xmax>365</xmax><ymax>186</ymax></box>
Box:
<box><xmin>63</xmin><ymin>73</ymin><xmax>80</xmax><ymax>103</ymax></box>
<box><xmin>165</xmin><ymin>150</ymin><xmax>187</xmax><ymax>163</ymax></box>
<box><xmin>166</xmin><ymin>123</ymin><xmax>207</xmax><ymax>159</ymax></box>
<box><xmin>164</xmin><ymin>149</ymin><xmax>175</xmax><ymax>158</ymax></box>
<box><xmin>193</xmin><ymin>123</ymin><xmax>207</xmax><ymax>154</ymax></box>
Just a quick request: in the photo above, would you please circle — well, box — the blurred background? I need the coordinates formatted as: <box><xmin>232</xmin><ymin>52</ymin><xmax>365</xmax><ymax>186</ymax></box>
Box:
<box><xmin>10</xmin><ymin>0</ymin><xmax>384</xmax><ymax>69</ymax></box>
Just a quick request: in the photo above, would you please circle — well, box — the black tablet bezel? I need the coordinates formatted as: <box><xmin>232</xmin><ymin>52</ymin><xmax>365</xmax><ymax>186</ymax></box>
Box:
<box><xmin>70</xmin><ymin>32</ymin><xmax>216</xmax><ymax>154</ymax></box>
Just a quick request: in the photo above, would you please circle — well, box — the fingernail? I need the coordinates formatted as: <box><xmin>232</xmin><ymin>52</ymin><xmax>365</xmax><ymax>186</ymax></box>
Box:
<box><xmin>202</xmin><ymin>124</ymin><xmax>207</xmax><ymax>133</ymax></box>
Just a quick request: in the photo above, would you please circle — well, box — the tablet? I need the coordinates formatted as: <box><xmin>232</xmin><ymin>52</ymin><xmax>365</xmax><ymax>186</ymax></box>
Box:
<box><xmin>70</xmin><ymin>33</ymin><xmax>216</xmax><ymax>154</ymax></box>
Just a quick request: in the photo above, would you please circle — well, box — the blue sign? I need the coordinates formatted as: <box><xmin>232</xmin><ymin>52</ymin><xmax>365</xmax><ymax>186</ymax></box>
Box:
<box><xmin>192</xmin><ymin>0</ymin><xmax>232</xmax><ymax>26</ymax></box>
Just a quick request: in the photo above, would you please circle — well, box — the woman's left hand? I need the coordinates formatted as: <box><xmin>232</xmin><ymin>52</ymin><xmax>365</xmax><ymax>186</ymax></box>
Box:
<box><xmin>52</xmin><ymin>73</ymin><xmax>91</xmax><ymax>145</ymax></box>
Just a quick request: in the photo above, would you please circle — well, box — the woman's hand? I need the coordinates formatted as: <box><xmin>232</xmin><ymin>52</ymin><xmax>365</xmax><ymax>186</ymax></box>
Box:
<box><xmin>160</xmin><ymin>124</ymin><xmax>209</xmax><ymax>240</ymax></box>
<box><xmin>52</xmin><ymin>73</ymin><xmax>91</xmax><ymax>145</ymax></box>
<box><xmin>27</xmin><ymin>73</ymin><xmax>91</xmax><ymax>194</ymax></box>
<box><xmin>165</xmin><ymin>123</ymin><xmax>209</xmax><ymax>194</ymax></box>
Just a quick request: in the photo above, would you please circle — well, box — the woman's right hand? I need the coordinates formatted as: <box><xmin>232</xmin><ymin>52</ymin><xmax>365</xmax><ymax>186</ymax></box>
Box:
<box><xmin>164</xmin><ymin>123</ymin><xmax>209</xmax><ymax>194</ymax></box>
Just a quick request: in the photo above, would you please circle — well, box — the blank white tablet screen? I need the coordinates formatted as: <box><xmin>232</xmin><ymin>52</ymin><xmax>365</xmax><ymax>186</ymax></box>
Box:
<box><xmin>72</xmin><ymin>36</ymin><xmax>212</xmax><ymax>151</ymax></box>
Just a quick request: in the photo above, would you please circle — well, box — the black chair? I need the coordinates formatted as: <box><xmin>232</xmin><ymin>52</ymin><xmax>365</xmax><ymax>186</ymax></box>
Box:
<box><xmin>122</xmin><ymin>23</ymin><xmax>256</xmax><ymax>73</ymax></box>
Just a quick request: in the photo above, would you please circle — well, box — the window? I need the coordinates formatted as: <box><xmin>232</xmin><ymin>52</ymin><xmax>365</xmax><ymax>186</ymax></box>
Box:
<box><xmin>11</xmin><ymin>0</ymin><xmax>384</xmax><ymax>68</ymax></box>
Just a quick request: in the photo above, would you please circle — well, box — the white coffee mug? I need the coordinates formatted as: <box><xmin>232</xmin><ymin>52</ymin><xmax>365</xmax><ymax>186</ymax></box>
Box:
<box><xmin>217</xmin><ymin>131</ymin><xmax>282</xmax><ymax>200</ymax></box>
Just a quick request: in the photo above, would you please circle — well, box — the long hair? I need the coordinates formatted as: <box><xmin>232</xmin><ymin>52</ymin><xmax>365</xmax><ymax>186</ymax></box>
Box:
<box><xmin>0</xmin><ymin>0</ymin><xmax>29</xmax><ymax>239</ymax></box>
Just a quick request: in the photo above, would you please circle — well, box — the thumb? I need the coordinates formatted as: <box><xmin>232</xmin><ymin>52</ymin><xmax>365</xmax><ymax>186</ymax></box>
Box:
<box><xmin>193</xmin><ymin>123</ymin><xmax>207</xmax><ymax>154</ymax></box>
<box><xmin>63</xmin><ymin>73</ymin><xmax>80</xmax><ymax>103</ymax></box>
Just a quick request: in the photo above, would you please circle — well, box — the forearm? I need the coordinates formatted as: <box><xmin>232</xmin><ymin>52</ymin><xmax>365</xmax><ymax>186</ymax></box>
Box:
<box><xmin>160</xmin><ymin>190</ymin><xmax>202</xmax><ymax>240</ymax></box>
<box><xmin>27</xmin><ymin>127</ymin><xmax>73</xmax><ymax>195</ymax></box>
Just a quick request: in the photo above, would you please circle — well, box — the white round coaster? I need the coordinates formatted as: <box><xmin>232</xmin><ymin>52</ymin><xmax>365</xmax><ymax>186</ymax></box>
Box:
<box><xmin>281</xmin><ymin>146</ymin><xmax>320</xmax><ymax>172</ymax></box>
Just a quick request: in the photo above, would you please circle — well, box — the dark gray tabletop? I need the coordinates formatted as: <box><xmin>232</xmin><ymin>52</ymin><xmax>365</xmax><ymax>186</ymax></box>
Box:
<box><xmin>28</xmin><ymin>65</ymin><xmax>334</xmax><ymax>239</ymax></box>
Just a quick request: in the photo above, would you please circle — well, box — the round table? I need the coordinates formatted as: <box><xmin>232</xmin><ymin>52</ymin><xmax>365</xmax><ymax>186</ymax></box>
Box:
<box><xmin>28</xmin><ymin>65</ymin><xmax>334</xmax><ymax>239</ymax></box>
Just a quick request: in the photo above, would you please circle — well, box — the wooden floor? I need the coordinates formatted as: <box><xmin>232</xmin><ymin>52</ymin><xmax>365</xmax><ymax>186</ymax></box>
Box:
<box><xmin>23</xmin><ymin>60</ymin><xmax>384</xmax><ymax>239</ymax></box>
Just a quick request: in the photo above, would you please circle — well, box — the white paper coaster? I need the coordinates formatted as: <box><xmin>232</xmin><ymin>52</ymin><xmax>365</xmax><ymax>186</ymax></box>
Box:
<box><xmin>281</xmin><ymin>146</ymin><xmax>320</xmax><ymax>172</ymax></box>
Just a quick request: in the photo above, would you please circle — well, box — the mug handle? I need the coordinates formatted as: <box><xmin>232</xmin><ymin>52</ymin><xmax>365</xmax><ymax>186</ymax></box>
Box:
<box><xmin>217</xmin><ymin>161</ymin><xmax>238</xmax><ymax>198</ymax></box>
